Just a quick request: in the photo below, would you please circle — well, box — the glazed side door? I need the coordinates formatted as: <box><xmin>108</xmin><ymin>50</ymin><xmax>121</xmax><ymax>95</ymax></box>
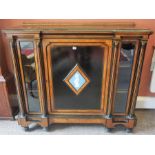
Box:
<box><xmin>112</xmin><ymin>40</ymin><xmax>141</xmax><ymax>116</ymax></box>
<box><xmin>10</xmin><ymin>37</ymin><xmax>45</xmax><ymax>115</ymax></box>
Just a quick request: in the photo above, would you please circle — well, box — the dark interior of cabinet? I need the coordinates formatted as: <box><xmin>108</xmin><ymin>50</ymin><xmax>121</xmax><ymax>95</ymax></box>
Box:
<box><xmin>51</xmin><ymin>46</ymin><xmax>104</xmax><ymax>110</ymax></box>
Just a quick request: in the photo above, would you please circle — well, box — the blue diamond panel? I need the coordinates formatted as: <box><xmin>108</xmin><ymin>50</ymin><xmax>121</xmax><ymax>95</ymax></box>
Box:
<box><xmin>69</xmin><ymin>71</ymin><xmax>86</xmax><ymax>91</ymax></box>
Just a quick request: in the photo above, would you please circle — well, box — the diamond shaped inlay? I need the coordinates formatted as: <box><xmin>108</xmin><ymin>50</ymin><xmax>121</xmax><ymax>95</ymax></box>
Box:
<box><xmin>69</xmin><ymin>71</ymin><xmax>86</xmax><ymax>91</ymax></box>
<box><xmin>64</xmin><ymin>64</ymin><xmax>90</xmax><ymax>95</ymax></box>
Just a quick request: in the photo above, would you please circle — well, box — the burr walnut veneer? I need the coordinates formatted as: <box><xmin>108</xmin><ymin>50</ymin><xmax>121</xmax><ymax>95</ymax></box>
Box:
<box><xmin>3</xmin><ymin>23</ymin><xmax>152</xmax><ymax>131</ymax></box>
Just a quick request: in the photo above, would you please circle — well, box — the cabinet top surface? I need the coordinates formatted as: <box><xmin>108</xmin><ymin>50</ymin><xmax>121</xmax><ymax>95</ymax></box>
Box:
<box><xmin>2</xmin><ymin>28</ymin><xmax>152</xmax><ymax>34</ymax></box>
<box><xmin>1</xmin><ymin>22</ymin><xmax>153</xmax><ymax>35</ymax></box>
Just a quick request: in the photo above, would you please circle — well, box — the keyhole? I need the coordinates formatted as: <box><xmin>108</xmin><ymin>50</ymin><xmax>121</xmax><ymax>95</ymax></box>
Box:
<box><xmin>72</xmin><ymin>46</ymin><xmax>77</xmax><ymax>50</ymax></box>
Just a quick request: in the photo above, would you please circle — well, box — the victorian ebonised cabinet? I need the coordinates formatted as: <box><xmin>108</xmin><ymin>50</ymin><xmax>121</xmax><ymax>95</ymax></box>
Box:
<box><xmin>3</xmin><ymin>23</ymin><xmax>152</xmax><ymax>131</ymax></box>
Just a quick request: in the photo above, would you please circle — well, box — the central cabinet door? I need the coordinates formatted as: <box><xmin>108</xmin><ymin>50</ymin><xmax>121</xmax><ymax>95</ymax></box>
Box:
<box><xmin>43</xmin><ymin>39</ymin><xmax>112</xmax><ymax>114</ymax></box>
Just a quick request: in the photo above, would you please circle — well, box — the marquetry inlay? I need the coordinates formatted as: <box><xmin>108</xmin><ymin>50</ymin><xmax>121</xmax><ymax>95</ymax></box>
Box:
<box><xmin>64</xmin><ymin>64</ymin><xmax>90</xmax><ymax>95</ymax></box>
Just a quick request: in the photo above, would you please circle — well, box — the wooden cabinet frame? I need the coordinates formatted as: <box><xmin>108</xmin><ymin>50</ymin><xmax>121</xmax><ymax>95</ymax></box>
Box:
<box><xmin>3</xmin><ymin>26</ymin><xmax>152</xmax><ymax>132</ymax></box>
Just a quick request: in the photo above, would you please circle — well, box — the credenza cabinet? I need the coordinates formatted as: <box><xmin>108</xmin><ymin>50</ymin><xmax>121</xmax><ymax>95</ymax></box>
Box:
<box><xmin>3</xmin><ymin>25</ymin><xmax>152</xmax><ymax>132</ymax></box>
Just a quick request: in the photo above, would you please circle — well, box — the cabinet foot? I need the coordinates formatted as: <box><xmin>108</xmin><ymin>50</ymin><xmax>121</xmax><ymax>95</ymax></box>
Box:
<box><xmin>12</xmin><ymin>115</ymin><xmax>16</xmax><ymax>121</ymax></box>
<box><xmin>107</xmin><ymin>128</ymin><xmax>113</xmax><ymax>132</ymax></box>
<box><xmin>23</xmin><ymin>127</ymin><xmax>29</xmax><ymax>132</ymax></box>
<box><xmin>43</xmin><ymin>126</ymin><xmax>49</xmax><ymax>131</ymax></box>
<box><xmin>126</xmin><ymin>128</ymin><xmax>133</xmax><ymax>133</ymax></box>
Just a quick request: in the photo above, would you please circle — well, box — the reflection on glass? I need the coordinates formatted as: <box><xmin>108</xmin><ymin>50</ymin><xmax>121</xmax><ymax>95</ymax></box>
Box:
<box><xmin>51</xmin><ymin>46</ymin><xmax>104</xmax><ymax>110</ymax></box>
<box><xmin>20</xmin><ymin>41</ymin><xmax>40</xmax><ymax>112</ymax></box>
<box><xmin>114</xmin><ymin>42</ymin><xmax>135</xmax><ymax>113</ymax></box>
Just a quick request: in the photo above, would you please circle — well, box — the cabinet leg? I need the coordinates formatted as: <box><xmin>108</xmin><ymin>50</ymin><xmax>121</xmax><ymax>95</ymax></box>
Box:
<box><xmin>126</xmin><ymin>128</ymin><xmax>133</xmax><ymax>133</ymax></box>
<box><xmin>107</xmin><ymin>128</ymin><xmax>113</xmax><ymax>132</ymax></box>
<box><xmin>23</xmin><ymin>127</ymin><xmax>29</xmax><ymax>132</ymax></box>
<box><xmin>43</xmin><ymin>126</ymin><xmax>49</xmax><ymax>131</ymax></box>
<box><xmin>12</xmin><ymin>115</ymin><xmax>16</xmax><ymax>121</ymax></box>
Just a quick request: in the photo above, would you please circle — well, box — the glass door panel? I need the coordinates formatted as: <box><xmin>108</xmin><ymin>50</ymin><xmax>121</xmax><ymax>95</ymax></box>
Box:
<box><xmin>114</xmin><ymin>42</ymin><xmax>136</xmax><ymax>113</ymax></box>
<box><xmin>19</xmin><ymin>41</ymin><xmax>41</xmax><ymax>113</ymax></box>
